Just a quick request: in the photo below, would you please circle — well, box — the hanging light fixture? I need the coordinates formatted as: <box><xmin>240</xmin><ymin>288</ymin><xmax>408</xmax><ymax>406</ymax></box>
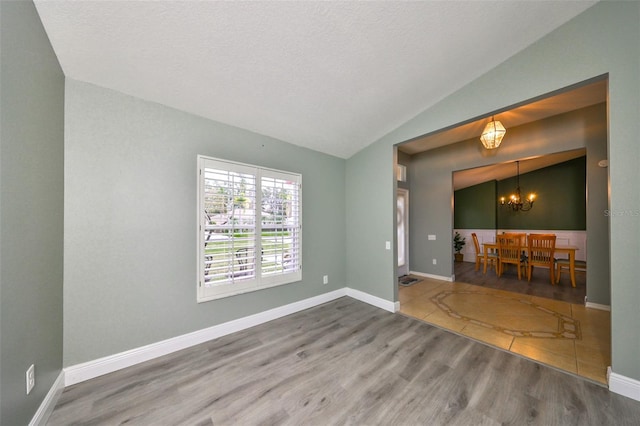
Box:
<box><xmin>500</xmin><ymin>161</ymin><xmax>535</xmax><ymax>211</ymax></box>
<box><xmin>480</xmin><ymin>116</ymin><xmax>506</xmax><ymax>149</ymax></box>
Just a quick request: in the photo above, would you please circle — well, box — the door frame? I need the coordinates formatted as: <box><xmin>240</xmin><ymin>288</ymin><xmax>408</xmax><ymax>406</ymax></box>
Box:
<box><xmin>397</xmin><ymin>188</ymin><xmax>409</xmax><ymax>277</ymax></box>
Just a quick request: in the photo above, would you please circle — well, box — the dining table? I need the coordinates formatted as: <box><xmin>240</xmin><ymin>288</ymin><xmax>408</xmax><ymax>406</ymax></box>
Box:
<box><xmin>482</xmin><ymin>242</ymin><xmax>580</xmax><ymax>287</ymax></box>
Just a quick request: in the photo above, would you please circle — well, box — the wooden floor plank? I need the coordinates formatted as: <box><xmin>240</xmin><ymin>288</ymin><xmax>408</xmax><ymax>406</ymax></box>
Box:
<box><xmin>453</xmin><ymin>260</ymin><xmax>586</xmax><ymax>305</ymax></box>
<box><xmin>47</xmin><ymin>297</ymin><xmax>640</xmax><ymax>425</ymax></box>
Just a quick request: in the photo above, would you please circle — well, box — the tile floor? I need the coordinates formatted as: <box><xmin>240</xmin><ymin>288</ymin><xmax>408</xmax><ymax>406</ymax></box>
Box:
<box><xmin>399</xmin><ymin>277</ymin><xmax>611</xmax><ymax>385</ymax></box>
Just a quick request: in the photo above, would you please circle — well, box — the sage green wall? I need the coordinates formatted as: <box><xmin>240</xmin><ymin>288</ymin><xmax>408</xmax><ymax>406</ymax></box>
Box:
<box><xmin>497</xmin><ymin>158</ymin><xmax>586</xmax><ymax>230</ymax></box>
<box><xmin>63</xmin><ymin>80</ymin><xmax>346</xmax><ymax>366</ymax></box>
<box><xmin>454</xmin><ymin>181</ymin><xmax>497</xmax><ymax>229</ymax></box>
<box><xmin>346</xmin><ymin>2</ymin><xmax>638</xmax><ymax>383</ymax></box>
<box><xmin>585</xmin><ymin>114</ymin><xmax>610</xmax><ymax>306</ymax></box>
<box><xmin>0</xmin><ymin>1</ymin><xmax>65</xmax><ymax>424</ymax></box>
<box><xmin>346</xmin><ymin>140</ymin><xmax>396</xmax><ymax>303</ymax></box>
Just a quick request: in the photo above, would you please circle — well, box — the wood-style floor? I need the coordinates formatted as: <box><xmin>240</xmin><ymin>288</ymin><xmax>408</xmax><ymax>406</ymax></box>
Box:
<box><xmin>47</xmin><ymin>297</ymin><xmax>640</xmax><ymax>425</ymax></box>
<box><xmin>453</xmin><ymin>260</ymin><xmax>586</xmax><ymax>305</ymax></box>
<box><xmin>400</xmin><ymin>261</ymin><xmax>607</xmax><ymax>385</ymax></box>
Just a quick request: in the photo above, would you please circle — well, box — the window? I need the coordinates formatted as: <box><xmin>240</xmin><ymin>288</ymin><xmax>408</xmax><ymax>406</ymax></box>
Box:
<box><xmin>197</xmin><ymin>156</ymin><xmax>302</xmax><ymax>301</ymax></box>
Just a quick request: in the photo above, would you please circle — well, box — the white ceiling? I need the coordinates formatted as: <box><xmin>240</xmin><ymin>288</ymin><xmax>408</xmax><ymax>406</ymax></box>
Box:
<box><xmin>34</xmin><ymin>0</ymin><xmax>597</xmax><ymax>159</ymax></box>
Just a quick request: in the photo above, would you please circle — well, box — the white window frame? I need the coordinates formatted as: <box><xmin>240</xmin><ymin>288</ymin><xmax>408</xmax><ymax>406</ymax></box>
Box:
<box><xmin>197</xmin><ymin>155</ymin><xmax>302</xmax><ymax>302</ymax></box>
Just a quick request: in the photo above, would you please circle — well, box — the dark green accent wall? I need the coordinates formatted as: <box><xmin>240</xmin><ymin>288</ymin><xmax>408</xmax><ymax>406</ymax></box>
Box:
<box><xmin>454</xmin><ymin>180</ymin><xmax>497</xmax><ymax>229</ymax></box>
<box><xmin>455</xmin><ymin>157</ymin><xmax>586</xmax><ymax>230</ymax></box>
<box><xmin>498</xmin><ymin>157</ymin><xmax>586</xmax><ymax>230</ymax></box>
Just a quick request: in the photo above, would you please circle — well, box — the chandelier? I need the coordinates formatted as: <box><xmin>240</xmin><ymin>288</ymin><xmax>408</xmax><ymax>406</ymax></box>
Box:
<box><xmin>500</xmin><ymin>161</ymin><xmax>535</xmax><ymax>211</ymax></box>
<box><xmin>480</xmin><ymin>116</ymin><xmax>506</xmax><ymax>149</ymax></box>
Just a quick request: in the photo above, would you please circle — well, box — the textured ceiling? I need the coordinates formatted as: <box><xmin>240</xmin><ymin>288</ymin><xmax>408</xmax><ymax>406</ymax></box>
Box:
<box><xmin>34</xmin><ymin>0</ymin><xmax>597</xmax><ymax>159</ymax></box>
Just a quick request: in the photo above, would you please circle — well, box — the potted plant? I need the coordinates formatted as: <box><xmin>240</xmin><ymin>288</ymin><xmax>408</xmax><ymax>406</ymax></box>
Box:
<box><xmin>453</xmin><ymin>232</ymin><xmax>466</xmax><ymax>262</ymax></box>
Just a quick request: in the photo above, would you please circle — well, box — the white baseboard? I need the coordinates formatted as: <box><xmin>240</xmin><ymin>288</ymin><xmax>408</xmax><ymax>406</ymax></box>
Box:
<box><xmin>345</xmin><ymin>287</ymin><xmax>397</xmax><ymax>313</ymax></box>
<box><xmin>65</xmin><ymin>288</ymin><xmax>348</xmax><ymax>386</ymax></box>
<box><xmin>29</xmin><ymin>371</ymin><xmax>65</xmax><ymax>426</ymax></box>
<box><xmin>585</xmin><ymin>301</ymin><xmax>611</xmax><ymax>311</ymax></box>
<box><xmin>410</xmin><ymin>270</ymin><xmax>454</xmax><ymax>282</ymax></box>
<box><xmin>609</xmin><ymin>369</ymin><xmax>640</xmax><ymax>401</ymax></box>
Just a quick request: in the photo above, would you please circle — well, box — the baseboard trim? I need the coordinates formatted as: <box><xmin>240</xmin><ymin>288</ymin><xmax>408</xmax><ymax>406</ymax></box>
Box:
<box><xmin>410</xmin><ymin>270</ymin><xmax>453</xmax><ymax>282</ymax></box>
<box><xmin>29</xmin><ymin>370</ymin><xmax>65</xmax><ymax>426</ymax></box>
<box><xmin>609</xmin><ymin>370</ymin><xmax>640</xmax><ymax>401</ymax></box>
<box><xmin>585</xmin><ymin>301</ymin><xmax>611</xmax><ymax>311</ymax></box>
<box><xmin>345</xmin><ymin>287</ymin><xmax>397</xmax><ymax>313</ymax></box>
<box><xmin>65</xmin><ymin>288</ymin><xmax>348</xmax><ymax>386</ymax></box>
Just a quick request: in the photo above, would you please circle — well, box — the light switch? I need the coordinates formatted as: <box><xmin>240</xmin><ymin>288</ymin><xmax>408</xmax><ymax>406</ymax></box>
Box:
<box><xmin>428</xmin><ymin>235</ymin><xmax>436</xmax><ymax>240</ymax></box>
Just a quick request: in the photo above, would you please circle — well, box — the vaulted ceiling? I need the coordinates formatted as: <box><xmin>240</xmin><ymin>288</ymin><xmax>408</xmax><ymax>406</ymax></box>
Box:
<box><xmin>34</xmin><ymin>1</ymin><xmax>597</xmax><ymax>159</ymax></box>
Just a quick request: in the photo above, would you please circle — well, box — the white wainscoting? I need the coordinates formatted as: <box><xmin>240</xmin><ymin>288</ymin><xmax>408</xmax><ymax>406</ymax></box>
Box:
<box><xmin>455</xmin><ymin>229</ymin><xmax>587</xmax><ymax>262</ymax></box>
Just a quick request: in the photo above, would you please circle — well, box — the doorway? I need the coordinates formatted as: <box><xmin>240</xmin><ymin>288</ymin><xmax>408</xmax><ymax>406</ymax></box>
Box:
<box><xmin>397</xmin><ymin>188</ymin><xmax>409</xmax><ymax>277</ymax></box>
<box><xmin>395</xmin><ymin>77</ymin><xmax>610</xmax><ymax>385</ymax></box>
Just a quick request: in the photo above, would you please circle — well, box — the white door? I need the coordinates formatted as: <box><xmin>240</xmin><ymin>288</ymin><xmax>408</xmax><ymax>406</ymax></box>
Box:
<box><xmin>397</xmin><ymin>189</ymin><xmax>409</xmax><ymax>277</ymax></box>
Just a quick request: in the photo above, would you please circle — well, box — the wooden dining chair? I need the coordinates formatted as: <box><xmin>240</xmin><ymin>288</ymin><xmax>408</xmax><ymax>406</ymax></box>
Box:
<box><xmin>505</xmin><ymin>232</ymin><xmax>528</xmax><ymax>263</ymax></box>
<box><xmin>556</xmin><ymin>259</ymin><xmax>586</xmax><ymax>287</ymax></box>
<box><xmin>471</xmin><ymin>233</ymin><xmax>497</xmax><ymax>274</ymax></box>
<box><xmin>527</xmin><ymin>233</ymin><xmax>556</xmax><ymax>284</ymax></box>
<box><xmin>497</xmin><ymin>234</ymin><xmax>526</xmax><ymax>280</ymax></box>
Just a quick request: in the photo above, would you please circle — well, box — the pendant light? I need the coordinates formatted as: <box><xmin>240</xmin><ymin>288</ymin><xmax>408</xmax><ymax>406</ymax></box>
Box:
<box><xmin>480</xmin><ymin>117</ymin><xmax>506</xmax><ymax>149</ymax></box>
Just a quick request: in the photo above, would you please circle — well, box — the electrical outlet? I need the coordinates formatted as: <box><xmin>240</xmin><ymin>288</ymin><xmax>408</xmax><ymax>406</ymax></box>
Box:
<box><xmin>323</xmin><ymin>275</ymin><xmax>328</xmax><ymax>285</ymax></box>
<box><xmin>26</xmin><ymin>364</ymin><xmax>35</xmax><ymax>395</ymax></box>
<box><xmin>432</xmin><ymin>259</ymin><xmax>437</xmax><ymax>265</ymax></box>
